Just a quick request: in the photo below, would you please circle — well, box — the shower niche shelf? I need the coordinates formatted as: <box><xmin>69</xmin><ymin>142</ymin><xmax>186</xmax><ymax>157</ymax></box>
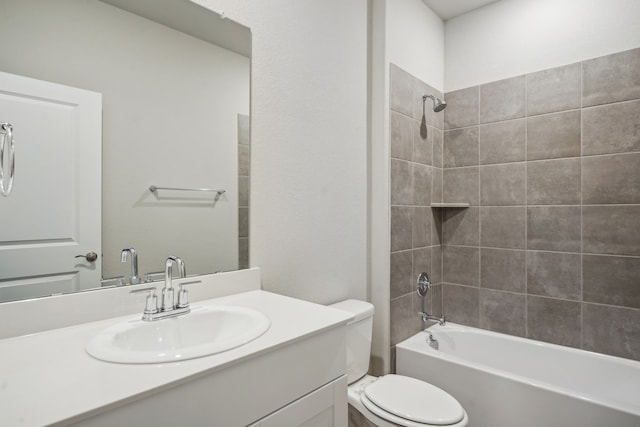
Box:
<box><xmin>431</xmin><ymin>203</ymin><xmax>470</xmax><ymax>208</ymax></box>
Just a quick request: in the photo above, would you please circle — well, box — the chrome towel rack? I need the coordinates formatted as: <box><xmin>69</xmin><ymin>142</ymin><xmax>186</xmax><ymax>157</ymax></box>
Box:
<box><xmin>149</xmin><ymin>185</ymin><xmax>226</xmax><ymax>195</ymax></box>
<box><xmin>0</xmin><ymin>123</ymin><xmax>15</xmax><ymax>197</ymax></box>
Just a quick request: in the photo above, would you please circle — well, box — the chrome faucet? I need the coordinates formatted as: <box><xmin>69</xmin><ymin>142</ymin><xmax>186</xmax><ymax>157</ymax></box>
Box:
<box><xmin>162</xmin><ymin>256</ymin><xmax>186</xmax><ymax>312</ymax></box>
<box><xmin>121</xmin><ymin>248</ymin><xmax>140</xmax><ymax>285</ymax></box>
<box><xmin>130</xmin><ymin>256</ymin><xmax>195</xmax><ymax>321</ymax></box>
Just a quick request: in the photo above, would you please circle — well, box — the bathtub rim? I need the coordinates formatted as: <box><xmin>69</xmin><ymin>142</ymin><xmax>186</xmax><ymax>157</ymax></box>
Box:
<box><xmin>396</xmin><ymin>322</ymin><xmax>640</xmax><ymax>417</ymax></box>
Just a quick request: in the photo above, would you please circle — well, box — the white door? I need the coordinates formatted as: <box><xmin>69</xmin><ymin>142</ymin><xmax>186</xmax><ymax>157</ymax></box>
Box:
<box><xmin>0</xmin><ymin>71</ymin><xmax>101</xmax><ymax>302</ymax></box>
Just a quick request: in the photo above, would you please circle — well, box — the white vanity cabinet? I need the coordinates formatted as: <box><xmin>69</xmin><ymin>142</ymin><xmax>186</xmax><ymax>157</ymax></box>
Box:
<box><xmin>251</xmin><ymin>376</ymin><xmax>347</xmax><ymax>427</ymax></box>
<box><xmin>1</xmin><ymin>289</ymin><xmax>352</xmax><ymax>427</ymax></box>
<box><xmin>69</xmin><ymin>325</ymin><xmax>348</xmax><ymax>427</ymax></box>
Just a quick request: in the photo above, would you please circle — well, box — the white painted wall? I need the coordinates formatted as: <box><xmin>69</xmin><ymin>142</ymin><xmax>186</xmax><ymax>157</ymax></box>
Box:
<box><xmin>369</xmin><ymin>0</ymin><xmax>391</xmax><ymax>376</ymax></box>
<box><xmin>0</xmin><ymin>0</ymin><xmax>249</xmax><ymax>280</ymax></box>
<box><xmin>445</xmin><ymin>0</ymin><xmax>640</xmax><ymax>91</ymax></box>
<box><xmin>193</xmin><ymin>0</ymin><xmax>369</xmax><ymax>303</ymax></box>
<box><xmin>367</xmin><ymin>0</ymin><xmax>444</xmax><ymax>374</ymax></box>
<box><xmin>387</xmin><ymin>0</ymin><xmax>445</xmax><ymax>91</ymax></box>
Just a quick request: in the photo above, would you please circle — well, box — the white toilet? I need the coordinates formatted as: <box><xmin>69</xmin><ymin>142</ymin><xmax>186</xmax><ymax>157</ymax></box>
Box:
<box><xmin>330</xmin><ymin>300</ymin><xmax>468</xmax><ymax>427</ymax></box>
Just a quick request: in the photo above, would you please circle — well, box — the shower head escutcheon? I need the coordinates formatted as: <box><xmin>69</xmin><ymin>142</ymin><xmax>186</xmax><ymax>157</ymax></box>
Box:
<box><xmin>422</xmin><ymin>94</ymin><xmax>447</xmax><ymax>112</ymax></box>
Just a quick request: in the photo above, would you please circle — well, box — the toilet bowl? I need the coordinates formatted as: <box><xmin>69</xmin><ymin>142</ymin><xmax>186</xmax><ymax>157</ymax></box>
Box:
<box><xmin>330</xmin><ymin>300</ymin><xmax>468</xmax><ymax>427</ymax></box>
<box><xmin>348</xmin><ymin>375</ymin><xmax>468</xmax><ymax>427</ymax></box>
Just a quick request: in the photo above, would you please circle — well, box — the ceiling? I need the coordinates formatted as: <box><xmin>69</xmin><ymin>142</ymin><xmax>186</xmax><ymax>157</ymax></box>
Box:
<box><xmin>422</xmin><ymin>0</ymin><xmax>501</xmax><ymax>20</ymax></box>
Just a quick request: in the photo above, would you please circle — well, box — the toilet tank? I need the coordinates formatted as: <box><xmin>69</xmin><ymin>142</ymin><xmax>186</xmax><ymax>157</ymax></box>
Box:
<box><xmin>329</xmin><ymin>299</ymin><xmax>375</xmax><ymax>383</ymax></box>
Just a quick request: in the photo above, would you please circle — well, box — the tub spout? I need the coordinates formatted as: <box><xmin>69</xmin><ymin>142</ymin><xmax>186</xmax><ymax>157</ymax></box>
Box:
<box><xmin>419</xmin><ymin>311</ymin><xmax>446</xmax><ymax>326</ymax></box>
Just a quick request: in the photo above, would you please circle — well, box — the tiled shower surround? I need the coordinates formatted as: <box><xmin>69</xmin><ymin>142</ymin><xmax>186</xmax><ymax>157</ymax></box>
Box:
<box><xmin>389</xmin><ymin>63</ymin><xmax>445</xmax><ymax>367</ymax></box>
<box><xmin>389</xmin><ymin>47</ymin><xmax>640</xmax><ymax>365</ymax></box>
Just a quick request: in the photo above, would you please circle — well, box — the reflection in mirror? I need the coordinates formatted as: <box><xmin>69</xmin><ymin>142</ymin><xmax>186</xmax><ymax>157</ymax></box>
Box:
<box><xmin>0</xmin><ymin>0</ymin><xmax>251</xmax><ymax>302</ymax></box>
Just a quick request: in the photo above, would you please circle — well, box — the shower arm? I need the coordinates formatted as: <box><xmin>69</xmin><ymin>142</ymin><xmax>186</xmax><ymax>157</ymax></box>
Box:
<box><xmin>422</xmin><ymin>95</ymin><xmax>432</xmax><ymax>113</ymax></box>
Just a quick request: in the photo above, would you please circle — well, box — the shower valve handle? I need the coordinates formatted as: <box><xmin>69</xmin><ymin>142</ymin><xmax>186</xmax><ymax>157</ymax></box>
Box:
<box><xmin>416</xmin><ymin>272</ymin><xmax>432</xmax><ymax>297</ymax></box>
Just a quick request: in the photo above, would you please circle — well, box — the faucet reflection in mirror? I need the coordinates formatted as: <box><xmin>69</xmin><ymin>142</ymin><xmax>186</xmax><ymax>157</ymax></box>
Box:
<box><xmin>0</xmin><ymin>0</ymin><xmax>251</xmax><ymax>303</ymax></box>
<box><xmin>120</xmin><ymin>248</ymin><xmax>140</xmax><ymax>285</ymax></box>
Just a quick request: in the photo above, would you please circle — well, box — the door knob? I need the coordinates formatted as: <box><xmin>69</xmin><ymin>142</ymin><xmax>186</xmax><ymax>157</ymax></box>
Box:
<box><xmin>75</xmin><ymin>252</ymin><xmax>98</xmax><ymax>262</ymax></box>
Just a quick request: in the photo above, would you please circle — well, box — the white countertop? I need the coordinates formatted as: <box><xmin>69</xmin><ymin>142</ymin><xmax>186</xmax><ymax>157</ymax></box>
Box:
<box><xmin>0</xmin><ymin>290</ymin><xmax>352</xmax><ymax>427</ymax></box>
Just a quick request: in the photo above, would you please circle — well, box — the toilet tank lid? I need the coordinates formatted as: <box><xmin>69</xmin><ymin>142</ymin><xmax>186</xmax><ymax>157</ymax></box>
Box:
<box><xmin>329</xmin><ymin>300</ymin><xmax>374</xmax><ymax>324</ymax></box>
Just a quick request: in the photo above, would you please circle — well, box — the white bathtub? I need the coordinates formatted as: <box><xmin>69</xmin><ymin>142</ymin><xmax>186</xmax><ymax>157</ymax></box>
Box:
<box><xmin>396</xmin><ymin>323</ymin><xmax>640</xmax><ymax>427</ymax></box>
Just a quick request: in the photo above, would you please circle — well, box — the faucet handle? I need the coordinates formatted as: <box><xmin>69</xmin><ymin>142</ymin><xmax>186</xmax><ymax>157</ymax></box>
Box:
<box><xmin>416</xmin><ymin>272</ymin><xmax>432</xmax><ymax>297</ymax></box>
<box><xmin>177</xmin><ymin>286</ymin><xmax>188</xmax><ymax>309</ymax></box>
<box><xmin>176</xmin><ymin>280</ymin><xmax>201</xmax><ymax>309</ymax></box>
<box><xmin>130</xmin><ymin>286</ymin><xmax>159</xmax><ymax>315</ymax></box>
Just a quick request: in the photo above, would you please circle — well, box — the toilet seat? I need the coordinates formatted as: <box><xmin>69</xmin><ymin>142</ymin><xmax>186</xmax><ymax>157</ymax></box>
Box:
<box><xmin>359</xmin><ymin>375</ymin><xmax>466</xmax><ymax>427</ymax></box>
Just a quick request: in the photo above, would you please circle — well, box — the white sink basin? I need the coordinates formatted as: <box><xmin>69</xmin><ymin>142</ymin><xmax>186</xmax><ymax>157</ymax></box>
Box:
<box><xmin>86</xmin><ymin>305</ymin><xmax>270</xmax><ymax>364</ymax></box>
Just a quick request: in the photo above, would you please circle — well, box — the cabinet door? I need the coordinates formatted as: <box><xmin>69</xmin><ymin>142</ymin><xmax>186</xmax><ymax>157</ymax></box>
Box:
<box><xmin>258</xmin><ymin>376</ymin><xmax>347</xmax><ymax>427</ymax></box>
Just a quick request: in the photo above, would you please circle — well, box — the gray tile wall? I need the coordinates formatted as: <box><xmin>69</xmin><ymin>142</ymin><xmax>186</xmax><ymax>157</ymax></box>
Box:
<box><xmin>389</xmin><ymin>64</ymin><xmax>444</xmax><ymax>371</ymax></box>
<box><xmin>441</xmin><ymin>47</ymin><xmax>640</xmax><ymax>361</ymax></box>
<box><xmin>238</xmin><ymin>114</ymin><xmax>250</xmax><ymax>269</ymax></box>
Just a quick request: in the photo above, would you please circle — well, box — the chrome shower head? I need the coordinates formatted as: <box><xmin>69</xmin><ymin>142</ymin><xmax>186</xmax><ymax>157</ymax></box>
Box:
<box><xmin>433</xmin><ymin>98</ymin><xmax>447</xmax><ymax>112</ymax></box>
<box><xmin>422</xmin><ymin>94</ymin><xmax>447</xmax><ymax>112</ymax></box>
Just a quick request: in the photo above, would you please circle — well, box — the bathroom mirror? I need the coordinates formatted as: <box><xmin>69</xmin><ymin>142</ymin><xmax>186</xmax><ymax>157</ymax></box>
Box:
<box><xmin>0</xmin><ymin>0</ymin><xmax>251</xmax><ymax>302</ymax></box>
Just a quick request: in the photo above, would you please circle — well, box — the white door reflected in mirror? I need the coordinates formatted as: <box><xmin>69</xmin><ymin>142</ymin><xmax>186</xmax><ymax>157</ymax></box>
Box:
<box><xmin>0</xmin><ymin>71</ymin><xmax>101</xmax><ymax>301</ymax></box>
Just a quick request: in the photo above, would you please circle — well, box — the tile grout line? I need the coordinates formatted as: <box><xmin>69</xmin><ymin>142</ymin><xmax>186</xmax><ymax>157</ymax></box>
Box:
<box><xmin>524</xmin><ymin>74</ymin><xmax>529</xmax><ymax>340</ymax></box>
<box><xmin>443</xmin><ymin>150</ymin><xmax>640</xmax><ymax>168</ymax></box>
<box><xmin>434</xmin><ymin>89</ymin><xmax>442</xmax><ymax>316</ymax></box>
<box><xmin>477</xmin><ymin>84</ymin><xmax>482</xmax><ymax>328</ymax></box>
<box><xmin>390</xmin><ymin>203</ymin><xmax>640</xmax><ymax>208</ymax></box>
<box><xmin>441</xmin><ymin>281</ymin><xmax>640</xmax><ymax>312</ymax></box>
<box><xmin>438</xmin><ymin>243</ymin><xmax>640</xmax><ymax>261</ymax></box>
<box><xmin>580</xmin><ymin>59</ymin><xmax>585</xmax><ymax>351</ymax></box>
<box><xmin>411</xmin><ymin>89</ymin><xmax>421</xmax><ymax>318</ymax></box>
<box><xmin>440</xmin><ymin>118</ymin><xmax>445</xmax><ymax>313</ymax></box>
